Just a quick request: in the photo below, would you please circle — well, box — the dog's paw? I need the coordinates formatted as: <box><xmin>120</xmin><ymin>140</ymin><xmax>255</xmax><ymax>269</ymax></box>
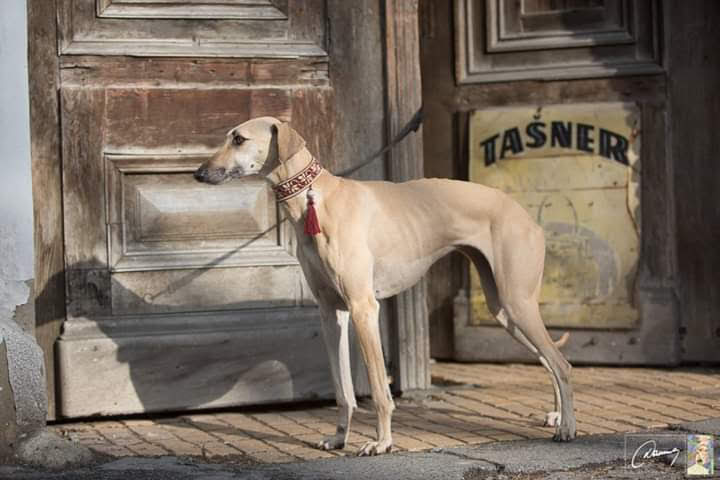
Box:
<box><xmin>544</xmin><ymin>411</ymin><xmax>561</xmax><ymax>427</ymax></box>
<box><xmin>357</xmin><ymin>440</ymin><xmax>392</xmax><ymax>456</ymax></box>
<box><xmin>316</xmin><ymin>435</ymin><xmax>345</xmax><ymax>451</ymax></box>
<box><xmin>552</xmin><ymin>424</ymin><xmax>576</xmax><ymax>442</ymax></box>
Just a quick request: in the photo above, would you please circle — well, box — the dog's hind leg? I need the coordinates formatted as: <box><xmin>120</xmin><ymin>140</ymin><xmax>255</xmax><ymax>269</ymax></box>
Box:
<box><xmin>493</xmin><ymin>224</ymin><xmax>576</xmax><ymax>441</ymax></box>
<box><xmin>461</xmin><ymin>240</ymin><xmax>576</xmax><ymax>441</ymax></box>
<box><xmin>317</xmin><ymin>306</ymin><xmax>357</xmax><ymax>450</ymax></box>
<box><xmin>503</xmin><ymin>298</ymin><xmax>576</xmax><ymax>441</ymax></box>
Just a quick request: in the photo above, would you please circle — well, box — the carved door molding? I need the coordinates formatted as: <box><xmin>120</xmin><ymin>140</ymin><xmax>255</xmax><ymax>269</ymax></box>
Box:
<box><xmin>59</xmin><ymin>0</ymin><xmax>326</xmax><ymax>57</ymax></box>
<box><xmin>455</xmin><ymin>0</ymin><xmax>662</xmax><ymax>83</ymax></box>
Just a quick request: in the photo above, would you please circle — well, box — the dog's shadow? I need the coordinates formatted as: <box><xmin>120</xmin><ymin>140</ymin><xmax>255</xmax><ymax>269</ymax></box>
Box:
<box><xmin>40</xmin><ymin>239</ymin><xmax>339</xmax><ymax>418</ymax></box>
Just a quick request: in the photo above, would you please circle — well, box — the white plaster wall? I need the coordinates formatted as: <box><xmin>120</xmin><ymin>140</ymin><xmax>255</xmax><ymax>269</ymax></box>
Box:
<box><xmin>0</xmin><ymin>0</ymin><xmax>34</xmax><ymax>316</ymax></box>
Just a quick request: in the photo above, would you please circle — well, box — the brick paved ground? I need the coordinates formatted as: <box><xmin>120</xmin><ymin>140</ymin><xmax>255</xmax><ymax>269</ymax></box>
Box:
<box><xmin>52</xmin><ymin>363</ymin><xmax>720</xmax><ymax>464</ymax></box>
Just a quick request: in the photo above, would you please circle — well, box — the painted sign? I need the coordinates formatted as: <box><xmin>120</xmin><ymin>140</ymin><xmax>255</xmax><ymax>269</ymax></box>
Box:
<box><xmin>468</xmin><ymin>103</ymin><xmax>641</xmax><ymax>329</ymax></box>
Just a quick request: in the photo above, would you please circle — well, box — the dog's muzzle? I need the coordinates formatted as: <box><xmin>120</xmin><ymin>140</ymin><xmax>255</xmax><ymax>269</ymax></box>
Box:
<box><xmin>195</xmin><ymin>164</ymin><xmax>247</xmax><ymax>184</ymax></box>
<box><xmin>194</xmin><ymin>166</ymin><xmax>226</xmax><ymax>184</ymax></box>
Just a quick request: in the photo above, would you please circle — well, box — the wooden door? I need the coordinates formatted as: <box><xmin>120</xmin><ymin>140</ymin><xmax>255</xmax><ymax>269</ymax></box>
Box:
<box><xmin>29</xmin><ymin>0</ymin><xmax>429</xmax><ymax>419</ymax></box>
<box><xmin>421</xmin><ymin>0</ymin><xmax>680</xmax><ymax>364</ymax></box>
<box><xmin>30</xmin><ymin>0</ymin><xmax>328</xmax><ymax>418</ymax></box>
<box><xmin>665</xmin><ymin>2</ymin><xmax>720</xmax><ymax>363</ymax></box>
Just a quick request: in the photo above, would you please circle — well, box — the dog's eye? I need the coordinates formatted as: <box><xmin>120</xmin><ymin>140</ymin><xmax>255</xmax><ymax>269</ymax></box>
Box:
<box><xmin>232</xmin><ymin>134</ymin><xmax>246</xmax><ymax>146</ymax></box>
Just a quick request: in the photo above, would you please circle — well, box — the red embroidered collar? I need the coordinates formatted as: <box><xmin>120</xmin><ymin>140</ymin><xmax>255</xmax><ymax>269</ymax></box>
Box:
<box><xmin>272</xmin><ymin>157</ymin><xmax>323</xmax><ymax>202</ymax></box>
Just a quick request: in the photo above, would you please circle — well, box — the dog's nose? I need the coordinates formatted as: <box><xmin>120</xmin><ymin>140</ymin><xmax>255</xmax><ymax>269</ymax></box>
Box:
<box><xmin>194</xmin><ymin>167</ymin><xmax>208</xmax><ymax>182</ymax></box>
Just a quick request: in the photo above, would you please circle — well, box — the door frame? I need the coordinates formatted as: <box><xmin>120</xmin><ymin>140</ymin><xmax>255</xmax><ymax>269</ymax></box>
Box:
<box><xmin>28</xmin><ymin>0</ymin><xmax>65</xmax><ymax>420</ymax></box>
<box><xmin>384</xmin><ymin>0</ymin><xmax>431</xmax><ymax>391</ymax></box>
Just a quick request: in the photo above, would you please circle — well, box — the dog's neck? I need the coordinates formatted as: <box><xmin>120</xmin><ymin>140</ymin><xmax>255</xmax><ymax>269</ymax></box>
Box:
<box><xmin>265</xmin><ymin>148</ymin><xmax>337</xmax><ymax>226</ymax></box>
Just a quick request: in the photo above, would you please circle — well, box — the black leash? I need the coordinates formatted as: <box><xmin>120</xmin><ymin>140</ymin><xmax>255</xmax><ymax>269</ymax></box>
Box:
<box><xmin>335</xmin><ymin>107</ymin><xmax>423</xmax><ymax>177</ymax></box>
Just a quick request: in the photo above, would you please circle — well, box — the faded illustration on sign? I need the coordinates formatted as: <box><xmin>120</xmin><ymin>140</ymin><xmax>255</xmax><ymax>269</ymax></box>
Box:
<box><xmin>468</xmin><ymin>103</ymin><xmax>641</xmax><ymax>329</ymax></box>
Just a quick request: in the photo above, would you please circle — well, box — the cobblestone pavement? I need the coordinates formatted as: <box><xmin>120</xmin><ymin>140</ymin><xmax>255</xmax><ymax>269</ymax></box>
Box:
<box><xmin>51</xmin><ymin>362</ymin><xmax>720</xmax><ymax>464</ymax></box>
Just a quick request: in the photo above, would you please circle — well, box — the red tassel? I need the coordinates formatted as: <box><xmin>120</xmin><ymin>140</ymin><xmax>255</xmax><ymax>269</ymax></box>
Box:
<box><xmin>304</xmin><ymin>188</ymin><xmax>321</xmax><ymax>236</ymax></box>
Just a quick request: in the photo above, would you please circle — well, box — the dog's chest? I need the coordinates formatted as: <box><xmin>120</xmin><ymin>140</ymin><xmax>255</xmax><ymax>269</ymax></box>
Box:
<box><xmin>297</xmin><ymin>237</ymin><xmax>341</xmax><ymax>289</ymax></box>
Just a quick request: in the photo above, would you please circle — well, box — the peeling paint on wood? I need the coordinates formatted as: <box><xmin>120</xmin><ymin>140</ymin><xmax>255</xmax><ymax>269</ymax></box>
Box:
<box><xmin>468</xmin><ymin>103</ymin><xmax>641</xmax><ymax>329</ymax></box>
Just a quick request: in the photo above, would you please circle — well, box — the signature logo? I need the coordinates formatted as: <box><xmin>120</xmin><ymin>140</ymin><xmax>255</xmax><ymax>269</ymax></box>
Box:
<box><xmin>631</xmin><ymin>439</ymin><xmax>681</xmax><ymax>468</ymax></box>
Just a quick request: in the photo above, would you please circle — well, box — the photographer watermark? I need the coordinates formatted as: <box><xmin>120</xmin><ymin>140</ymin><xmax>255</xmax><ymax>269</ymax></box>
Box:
<box><xmin>625</xmin><ymin>433</ymin><xmax>717</xmax><ymax>477</ymax></box>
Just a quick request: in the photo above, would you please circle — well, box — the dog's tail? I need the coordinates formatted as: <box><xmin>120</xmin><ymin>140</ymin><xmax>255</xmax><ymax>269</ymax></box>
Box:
<box><xmin>553</xmin><ymin>332</ymin><xmax>570</xmax><ymax>349</ymax></box>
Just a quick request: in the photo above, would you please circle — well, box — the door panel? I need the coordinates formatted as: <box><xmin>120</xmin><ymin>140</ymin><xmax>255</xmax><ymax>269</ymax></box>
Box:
<box><xmin>500</xmin><ymin>0</ymin><xmax>621</xmax><ymax>42</ymax></box>
<box><xmin>455</xmin><ymin>0</ymin><xmax>661</xmax><ymax>83</ymax></box>
<box><xmin>96</xmin><ymin>0</ymin><xmax>289</xmax><ymax>20</ymax></box>
<box><xmin>106</xmin><ymin>155</ymin><xmax>289</xmax><ymax>272</ymax></box>
<box><xmin>56</xmin><ymin>0</ymin><xmax>334</xmax><ymax>417</ymax></box>
<box><xmin>104</xmin><ymin>88</ymin><xmax>293</xmax><ymax>150</ymax></box>
<box><xmin>110</xmin><ymin>267</ymin><xmax>302</xmax><ymax>315</ymax></box>
<box><xmin>59</xmin><ymin>0</ymin><xmax>325</xmax><ymax>57</ymax></box>
<box><xmin>57</xmin><ymin>309</ymin><xmax>330</xmax><ymax>418</ymax></box>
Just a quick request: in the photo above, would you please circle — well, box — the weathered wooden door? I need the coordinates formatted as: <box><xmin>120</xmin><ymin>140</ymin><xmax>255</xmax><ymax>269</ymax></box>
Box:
<box><xmin>47</xmin><ymin>0</ymin><xmax>334</xmax><ymax>418</ymax></box>
<box><xmin>421</xmin><ymin>0</ymin><xmax>680</xmax><ymax>364</ymax></box>
<box><xmin>29</xmin><ymin>0</ymin><xmax>429</xmax><ymax>420</ymax></box>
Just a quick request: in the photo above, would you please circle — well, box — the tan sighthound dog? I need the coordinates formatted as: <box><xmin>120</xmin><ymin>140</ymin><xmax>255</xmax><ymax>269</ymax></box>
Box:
<box><xmin>195</xmin><ymin>117</ymin><xmax>577</xmax><ymax>456</ymax></box>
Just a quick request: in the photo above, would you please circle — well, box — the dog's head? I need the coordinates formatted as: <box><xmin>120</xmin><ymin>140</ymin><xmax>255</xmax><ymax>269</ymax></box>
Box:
<box><xmin>194</xmin><ymin>116</ymin><xmax>306</xmax><ymax>185</ymax></box>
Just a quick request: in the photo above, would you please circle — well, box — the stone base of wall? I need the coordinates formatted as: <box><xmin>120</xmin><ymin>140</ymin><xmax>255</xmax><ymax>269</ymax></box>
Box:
<box><xmin>0</xmin><ymin>313</ymin><xmax>94</xmax><ymax>469</ymax></box>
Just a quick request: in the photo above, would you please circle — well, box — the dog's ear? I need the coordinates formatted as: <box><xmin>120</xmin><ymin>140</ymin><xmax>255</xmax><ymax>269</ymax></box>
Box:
<box><xmin>271</xmin><ymin>122</ymin><xmax>306</xmax><ymax>163</ymax></box>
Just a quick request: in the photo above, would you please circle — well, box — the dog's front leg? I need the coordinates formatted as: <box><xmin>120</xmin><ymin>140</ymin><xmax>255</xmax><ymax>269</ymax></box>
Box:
<box><xmin>317</xmin><ymin>306</ymin><xmax>357</xmax><ymax>450</ymax></box>
<box><xmin>350</xmin><ymin>296</ymin><xmax>394</xmax><ymax>456</ymax></box>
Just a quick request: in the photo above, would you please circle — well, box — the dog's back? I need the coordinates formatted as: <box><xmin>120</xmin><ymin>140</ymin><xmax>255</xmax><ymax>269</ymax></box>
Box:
<box><xmin>322</xmin><ymin>176</ymin><xmax>538</xmax><ymax>299</ymax></box>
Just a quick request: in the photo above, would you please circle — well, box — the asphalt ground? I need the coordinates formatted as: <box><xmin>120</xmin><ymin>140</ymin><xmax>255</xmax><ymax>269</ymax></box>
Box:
<box><xmin>3</xmin><ymin>418</ymin><xmax>718</xmax><ymax>480</ymax></box>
